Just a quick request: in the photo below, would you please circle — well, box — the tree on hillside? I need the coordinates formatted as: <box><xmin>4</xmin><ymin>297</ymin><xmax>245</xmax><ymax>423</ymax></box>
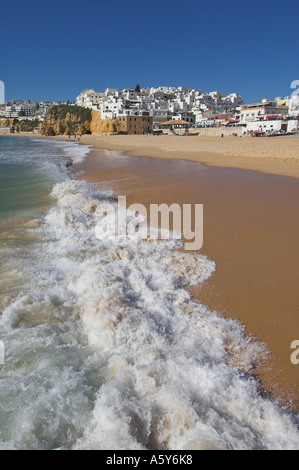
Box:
<box><xmin>135</xmin><ymin>84</ymin><xmax>141</xmax><ymax>93</ymax></box>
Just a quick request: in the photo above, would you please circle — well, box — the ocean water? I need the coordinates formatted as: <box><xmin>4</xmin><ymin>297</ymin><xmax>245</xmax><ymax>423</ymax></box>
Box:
<box><xmin>0</xmin><ymin>136</ymin><xmax>299</xmax><ymax>450</ymax></box>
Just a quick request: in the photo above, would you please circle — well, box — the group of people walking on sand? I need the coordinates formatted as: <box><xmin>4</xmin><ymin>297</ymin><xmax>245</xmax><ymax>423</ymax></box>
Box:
<box><xmin>68</xmin><ymin>133</ymin><xmax>81</xmax><ymax>141</ymax></box>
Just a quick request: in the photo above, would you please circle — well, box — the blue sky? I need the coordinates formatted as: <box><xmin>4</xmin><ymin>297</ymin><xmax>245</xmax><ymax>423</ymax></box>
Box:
<box><xmin>1</xmin><ymin>0</ymin><xmax>298</xmax><ymax>104</ymax></box>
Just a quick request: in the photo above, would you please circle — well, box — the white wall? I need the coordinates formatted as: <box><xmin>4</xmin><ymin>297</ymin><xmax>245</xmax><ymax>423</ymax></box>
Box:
<box><xmin>101</xmin><ymin>111</ymin><xmax>115</xmax><ymax>120</ymax></box>
<box><xmin>287</xmin><ymin>120</ymin><xmax>298</xmax><ymax>132</ymax></box>
<box><xmin>247</xmin><ymin>120</ymin><xmax>282</xmax><ymax>133</ymax></box>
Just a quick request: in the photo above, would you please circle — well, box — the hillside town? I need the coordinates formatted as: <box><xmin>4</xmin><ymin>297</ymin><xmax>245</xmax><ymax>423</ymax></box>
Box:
<box><xmin>0</xmin><ymin>99</ymin><xmax>65</xmax><ymax>120</ymax></box>
<box><xmin>0</xmin><ymin>85</ymin><xmax>299</xmax><ymax>136</ymax></box>
<box><xmin>75</xmin><ymin>85</ymin><xmax>299</xmax><ymax>136</ymax></box>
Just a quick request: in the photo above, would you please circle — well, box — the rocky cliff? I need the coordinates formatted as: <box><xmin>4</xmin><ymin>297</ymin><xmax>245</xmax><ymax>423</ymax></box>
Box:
<box><xmin>0</xmin><ymin>119</ymin><xmax>14</xmax><ymax>128</ymax></box>
<box><xmin>42</xmin><ymin>106</ymin><xmax>120</xmax><ymax>136</ymax></box>
<box><xmin>42</xmin><ymin>105</ymin><xmax>92</xmax><ymax>136</ymax></box>
<box><xmin>0</xmin><ymin>119</ymin><xmax>42</xmax><ymax>133</ymax></box>
<box><xmin>89</xmin><ymin>110</ymin><xmax>120</xmax><ymax>134</ymax></box>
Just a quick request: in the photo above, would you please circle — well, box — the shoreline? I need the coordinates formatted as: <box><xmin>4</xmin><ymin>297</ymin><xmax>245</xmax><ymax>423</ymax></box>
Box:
<box><xmin>4</xmin><ymin>133</ymin><xmax>299</xmax><ymax>411</ymax></box>
<box><xmin>77</xmin><ymin>133</ymin><xmax>299</xmax><ymax>180</ymax></box>
<box><xmin>3</xmin><ymin>132</ymin><xmax>299</xmax><ymax>179</ymax></box>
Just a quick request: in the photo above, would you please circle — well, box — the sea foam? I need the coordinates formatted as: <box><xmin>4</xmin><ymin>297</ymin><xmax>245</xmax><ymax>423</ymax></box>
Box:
<box><xmin>33</xmin><ymin>138</ymin><xmax>92</xmax><ymax>164</ymax></box>
<box><xmin>1</xmin><ymin>159</ymin><xmax>299</xmax><ymax>449</ymax></box>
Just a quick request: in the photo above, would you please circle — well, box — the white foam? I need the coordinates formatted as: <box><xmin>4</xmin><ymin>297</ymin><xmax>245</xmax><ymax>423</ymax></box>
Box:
<box><xmin>1</xmin><ymin>177</ymin><xmax>299</xmax><ymax>450</ymax></box>
<box><xmin>34</xmin><ymin>139</ymin><xmax>92</xmax><ymax>164</ymax></box>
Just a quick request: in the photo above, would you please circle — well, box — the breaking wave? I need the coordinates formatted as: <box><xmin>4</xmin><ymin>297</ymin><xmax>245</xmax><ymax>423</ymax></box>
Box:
<box><xmin>1</xmin><ymin>170</ymin><xmax>299</xmax><ymax>449</ymax></box>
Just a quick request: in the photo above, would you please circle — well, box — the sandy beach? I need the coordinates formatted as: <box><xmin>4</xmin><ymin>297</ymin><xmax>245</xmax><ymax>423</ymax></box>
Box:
<box><xmin>67</xmin><ymin>134</ymin><xmax>299</xmax><ymax>411</ymax></box>
<box><xmin>4</xmin><ymin>0</ymin><xmax>299</xmax><ymax>449</ymax></box>
<box><xmin>3</xmin><ymin>132</ymin><xmax>299</xmax><ymax>408</ymax></box>
<box><xmin>76</xmin><ymin>134</ymin><xmax>299</xmax><ymax>179</ymax></box>
<box><xmin>8</xmin><ymin>132</ymin><xmax>299</xmax><ymax>178</ymax></box>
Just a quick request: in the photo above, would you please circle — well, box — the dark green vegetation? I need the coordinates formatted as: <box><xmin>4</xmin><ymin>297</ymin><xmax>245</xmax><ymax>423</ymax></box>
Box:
<box><xmin>53</xmin><ymin>105</ymin><xmax>92</xmax><ymax>122</ymax></box>
<box><xmin>12</xmin><ymin>119</ymin><xmax>41</xmax><ymax>133</ymax></box>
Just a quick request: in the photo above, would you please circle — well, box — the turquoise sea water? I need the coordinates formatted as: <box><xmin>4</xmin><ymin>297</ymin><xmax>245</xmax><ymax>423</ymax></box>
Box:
<box><xmin>0</xmin><ymin>136</ymin><xmax>69</xmax><ymax>221</ymax></box>
<box><xmin>0</xmin><ymin>136</ymin><xmax>299</xmax><ymax>450</ymax></box>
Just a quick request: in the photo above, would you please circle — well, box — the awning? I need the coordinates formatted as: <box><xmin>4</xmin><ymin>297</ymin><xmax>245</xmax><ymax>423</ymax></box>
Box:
<box><xmin>161</xmin><ymin>119</ymin><xmax>189</xmax><ymax>126</ymax></box>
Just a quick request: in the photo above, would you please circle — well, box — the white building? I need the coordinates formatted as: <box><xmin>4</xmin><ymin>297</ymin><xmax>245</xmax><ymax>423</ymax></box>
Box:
<box><xmin>75</xmin><ymin>85</ymin><xmax>245</xmax><ymax>130</ymax></box>
<box><xmin>105</xmin><ymin>88</ymin><xmax>118</xmax><ymax>96</ymax></box>
<box><xmin>246</xmin><ymin>118</ymin><xmax>298</xmax><ymax>134</ymax></box>
<box><xmin>194</xmin><ymin>109</ymin><xmax>214</xmax><ymax>125</ymax></box>
<box><xmin>287</xmin><ymin>119</ymin><xmax>299</xmax><ymax>133</ymax></box>
<box><xmin>247</xmin><ymin>120</ymin><xmax>284</xmax><ymax>134</ymax></box>
<box><xmin>240</xmin><ymin>103</ymin><xmax>288</xmax><ymax>124</ymax></box>
<box><xmin>172</xmin><ymin>112</ymin><xmax>195</xmax><ymax>125</ymax></box>
<box><xmin>0</xmin><ymin>110</ymin><xmax>19</xmax><ymax>118</ymax></box>
<box><xmin>287</xmin><ymin>94</ymin><xmax>299</xmax><ymax>117</ymax></box>
<box><xmin>76</xmin><ymin>89</ymin><xmax>104</xmax><ymax>109</ymax></box>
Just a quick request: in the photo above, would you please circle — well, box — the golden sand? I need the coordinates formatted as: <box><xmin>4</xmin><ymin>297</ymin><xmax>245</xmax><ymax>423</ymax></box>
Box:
<box><xmin>76</xmin><ymin>134</ymin><xmax>299</xmax><ymax>179</ymax></box>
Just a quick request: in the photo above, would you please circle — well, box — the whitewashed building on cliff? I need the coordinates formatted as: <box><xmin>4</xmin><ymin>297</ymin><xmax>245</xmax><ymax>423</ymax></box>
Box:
<box><xmin>75</xmin><ymin>86</ymin><xmax>245</xmax><ymax>130</ymax></box>
<box><xmin>76</xmin><ymin>89</ymin><xmax>104</xmax><ymax>109</ymax></box>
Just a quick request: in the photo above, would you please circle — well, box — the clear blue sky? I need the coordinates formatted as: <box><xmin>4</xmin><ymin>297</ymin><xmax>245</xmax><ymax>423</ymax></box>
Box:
<box><xmin>1</xmin><ymin>0</ymin><xmax>298</xmax><ymax>104</ymax></box>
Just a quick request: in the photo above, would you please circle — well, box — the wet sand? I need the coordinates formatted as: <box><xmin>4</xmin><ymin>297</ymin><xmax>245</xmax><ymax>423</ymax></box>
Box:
<box><xmin>73</xmin><ymin>147</ymin><xmax>299</xmax><ymax>411</ymax></box>
<box><xmin>77</xmin><ymin>134</ymin><xmax>299</xmax><ymax>180</ymax></box>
